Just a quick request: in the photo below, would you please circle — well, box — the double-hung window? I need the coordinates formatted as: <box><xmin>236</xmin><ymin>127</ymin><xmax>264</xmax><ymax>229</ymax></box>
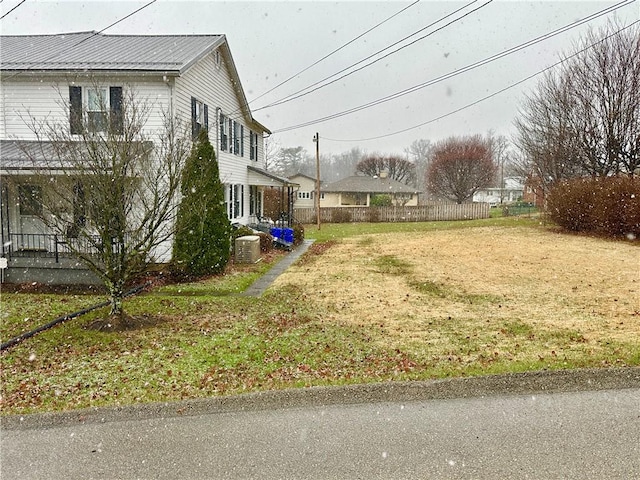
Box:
<box><xmin>220</xmin><ymin>112</ymin><xmax>228</xmax><ymax>151</ymax></box>
<box><xmin>249</xmin><ymin>131</ymin><xmax>259</xmax><ymax>161</ymax></box>
<box><xmin>69</xmin><ymin>86</ymin><xmax>123</xmax><ymax>134</ymax></box>
<box><xmin>87</xmin><ymin>88</ymin><xmax>108</xmax><ymax>132</ymax></box>
<box><xmin>18</xmin><ymin>185</ymin><xmax>43</xmax><ymax>216</ymax></box>
<box><xmin>227</xmin><ymin>184</ymin><xmax>244</xmax><ymax>219</ymax></box>
<box><xmin>191</xmin><ymin>97</ymin><xmax>208</xmax><ymax>139</ymax></box>
<box><xmin>232</xmin><ymin>123</ymin><xmax>243</xmax><ymax>156</ymax></box>
<box><xmin>249</xmin><ymin>185</ymin><xmax>261</xmax><ymax>217</ymax></box>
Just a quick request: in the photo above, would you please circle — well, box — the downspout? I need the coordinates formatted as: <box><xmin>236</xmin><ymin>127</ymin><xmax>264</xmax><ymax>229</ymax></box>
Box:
<box><xmin>164</xmin><ymin>74</ymin><xmax>174</xmax><ymax>118</ymax></box>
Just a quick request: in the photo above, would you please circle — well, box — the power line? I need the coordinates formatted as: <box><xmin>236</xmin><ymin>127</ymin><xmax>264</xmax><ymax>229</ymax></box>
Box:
<box><xmin>272</xmin><ymin>0</ymin><xmax>634</xmax><ymax>134</ymax></box>
<box><xmin>323</xmin><ymin>19</ymin><xmax>640</xmax><ymax>144</ymax></box>
<box><xmin>244</xmin><ymin>0</ymin><xmax>422</xmax><ymax>109</ymax></box>
<box><xmin>274</xmin><ymin>0</ymin><xmax>631</xmax><ymax>133</ymax></box>
<box><xmin>0</xmin><ymin>0</ymin><xmax>27</xmax><ymax>20</ymax></box>
<box><xmin>254</xmin><ymin>0</ymin><xmax>487</xmax><ymax>113</ymax></box>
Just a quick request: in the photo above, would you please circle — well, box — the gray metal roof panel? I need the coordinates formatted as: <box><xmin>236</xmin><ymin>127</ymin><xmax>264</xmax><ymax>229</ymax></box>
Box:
<box><xmin>322</xmin><ymin>175</ymin><xmax>421</xmax><ymax>194</ymax></box>
<box><xmin>0</xmin><ymin>32</ymin><xmax>224</xmax><ymax>72</ymax></box>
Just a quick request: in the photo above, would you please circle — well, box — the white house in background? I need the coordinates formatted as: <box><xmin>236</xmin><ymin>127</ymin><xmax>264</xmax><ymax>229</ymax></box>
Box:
<box><xmin>472</xmin><ymin>177</ymin><xmax>524</xmax><ymax>206</ymax></box>
<box><xmin>0</xmin><ymin>31</ymin><xmax>288</xmax><ymax>284</ymax></box>
<box><xmin>289</xmin><ymin>173</ymin><xmax>322</xmax><ymax>209</ymax></box>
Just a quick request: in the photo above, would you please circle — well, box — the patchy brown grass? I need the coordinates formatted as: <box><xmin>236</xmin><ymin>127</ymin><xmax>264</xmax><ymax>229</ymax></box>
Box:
<box><xmin>274</xmin><ymin>226</ymin><xmax>639</xmax><ymax>365</ymax></box>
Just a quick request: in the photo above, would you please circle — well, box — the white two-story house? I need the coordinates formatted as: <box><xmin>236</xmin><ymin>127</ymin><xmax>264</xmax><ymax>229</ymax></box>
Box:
<box><xmin>0</xmin><ymin>31</ymin><xmax>288</xmax><ymax>284</ymax></box>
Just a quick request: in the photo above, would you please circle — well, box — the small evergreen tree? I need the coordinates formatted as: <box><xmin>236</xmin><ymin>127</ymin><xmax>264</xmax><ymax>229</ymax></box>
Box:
<box><xmin>173</xmin><ymin>129</ymin><xmax>231</xmax><ymax>276</ymax></box>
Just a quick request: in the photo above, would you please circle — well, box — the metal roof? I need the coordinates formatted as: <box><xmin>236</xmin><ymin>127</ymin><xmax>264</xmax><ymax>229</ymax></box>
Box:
<box><xmin>322</xmin><ymin>175</ymin><xmax>420</xmax><ymax>194</ymax></box>
<box><xmin>0</xmin><ymin>139</ymin><xmax>152</xmax><ymax>171</ymax></box>
<box><xmin>0</xmin><ymin>31</ymin><xmax>271</xmax><ymax>134</ymax></box>
<box><xmin>248</xmin><ymin>166</ymin><xmax>298</xmax><ymax>187</ymax></box>
<box><xmin>0</xmin><ymin>31</ymin><xmax>224</xmax><ymax>73</ymax></box>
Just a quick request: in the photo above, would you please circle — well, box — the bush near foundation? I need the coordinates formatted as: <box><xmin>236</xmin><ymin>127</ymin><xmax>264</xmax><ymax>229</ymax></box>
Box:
<box><xmin>547</xmin><ymin>176</ymin><xmax>640</xmax><ymax>237</ymax></box>
<box><xmin>232</xmin><ymin>226</ymin><xmax>273</xmax><ymax>253</ymax></box>
<box><xmin>293</xmin><ymin>223</ymin><xmax>305</xmax><ymax>246</ymax></box>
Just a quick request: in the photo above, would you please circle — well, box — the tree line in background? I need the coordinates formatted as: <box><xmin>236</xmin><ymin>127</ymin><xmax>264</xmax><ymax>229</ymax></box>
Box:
<box><xmin>265</xmin><ymin>132</ymin><xmax>513</xmax><ymax>205</ymax></box>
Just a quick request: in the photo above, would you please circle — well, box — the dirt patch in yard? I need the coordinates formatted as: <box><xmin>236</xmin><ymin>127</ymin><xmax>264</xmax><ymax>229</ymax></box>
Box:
<box><xmin>273</xmin><ymin>226</ymin><xmax>639</xmax><ymax>358</ymax></box>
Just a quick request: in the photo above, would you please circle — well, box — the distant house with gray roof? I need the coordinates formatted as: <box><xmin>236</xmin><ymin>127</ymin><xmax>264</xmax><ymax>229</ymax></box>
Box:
<box><xmin>0</xmin><ymin>31</ymin><xmax>287</xmax><ymax>284</ymax></box>
<box><xmin>321</xmin><ymin>174</ymin><xmax>420</xmax><ymax>207</ymax></box>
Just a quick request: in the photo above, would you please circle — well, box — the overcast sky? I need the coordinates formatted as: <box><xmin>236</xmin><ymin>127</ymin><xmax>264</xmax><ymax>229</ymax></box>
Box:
<box><xmin>1</xmin><ymin>0</ymin><xmax>638</xmax><ymax>156</ymax></box>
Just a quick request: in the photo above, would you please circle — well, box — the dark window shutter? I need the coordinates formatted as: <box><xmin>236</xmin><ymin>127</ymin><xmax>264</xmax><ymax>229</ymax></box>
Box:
<box><xmin>109</xmin><ymin>87</ymin><xmax>123</xmax><ymax>134</ymax></box>
<box><xmin>229</xmin><ymin>118</ymin><xmax>233</xmax><ymax>153</ymax></box>
<box><xmin>240</xmin><ymin>125</ymin><xmax>244</xmax><ymax>157</ymax></box>
<box><xmin>191</xmin><ymin>97</ymin><xmax>197</xmax><ymax>139</ymax></box>
<box><xmin>241</xmin><ymin>184</ymin><xmax>245</xmax><ymax>217</ymax></box>
<box><xmin>69</xmin><ymin>86</ymin><xmax>83</xmax><ymax>134</ymax></box>
<box><xmin>203</xmin><ymin>104</ymin><xmax>209</xmax><ymax>132</ymax></box>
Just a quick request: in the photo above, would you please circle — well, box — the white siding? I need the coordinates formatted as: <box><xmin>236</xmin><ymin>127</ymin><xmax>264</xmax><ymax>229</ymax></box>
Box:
<box><xmin>290</xmin><ymin>175</ymin><xmax>317</xmax><ymax>209</ymax></box>
<box><xmin>174</xmin><ymin>48</ymin><xmax>269</xmax><ymax>225</ymax></box>
<box><xmin>1</xmin><ymin>76</ymin><xmax>171</xmax><ymax>141</ymax></box>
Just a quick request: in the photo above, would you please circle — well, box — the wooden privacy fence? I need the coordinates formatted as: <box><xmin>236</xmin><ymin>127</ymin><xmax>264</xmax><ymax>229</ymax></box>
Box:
<box><xmin>293</xmin><ymin>203</ymin><xmax>490</xmax><ymax>224</ymax></box>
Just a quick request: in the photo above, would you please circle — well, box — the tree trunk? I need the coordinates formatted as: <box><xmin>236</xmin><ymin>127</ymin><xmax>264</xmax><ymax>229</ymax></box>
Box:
<box><xmin>108</xmin><ymin>280</ymin><xmax>125</xmax><ymax>317</ymax></box>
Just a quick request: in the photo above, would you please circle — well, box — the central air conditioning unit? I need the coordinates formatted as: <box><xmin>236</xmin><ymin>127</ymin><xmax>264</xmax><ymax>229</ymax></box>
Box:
<box><xmin>235</xmin><ymin>235</ymin><xmax>261</xmax><ymax>264</ymax></box>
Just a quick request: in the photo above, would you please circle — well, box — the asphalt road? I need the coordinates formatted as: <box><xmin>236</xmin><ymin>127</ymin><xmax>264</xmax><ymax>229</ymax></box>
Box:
<box><xmin>2</xmin><ymin>369</ymin><xmax>640</xmax><ymax>479</ymax></box>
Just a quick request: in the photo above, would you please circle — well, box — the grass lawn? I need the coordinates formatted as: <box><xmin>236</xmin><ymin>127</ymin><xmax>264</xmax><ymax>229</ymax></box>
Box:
<box><xmin>1</xmin><ymin>217</ymin><xmax>638</xmax><ymax>415</ymax></box>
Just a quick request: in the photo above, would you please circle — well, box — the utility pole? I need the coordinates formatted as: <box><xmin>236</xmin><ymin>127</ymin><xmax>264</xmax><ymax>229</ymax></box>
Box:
<box><xmin>313</xmin><ymin>133</ymin><xmax>321</xmax><ymax>230</ymax></box>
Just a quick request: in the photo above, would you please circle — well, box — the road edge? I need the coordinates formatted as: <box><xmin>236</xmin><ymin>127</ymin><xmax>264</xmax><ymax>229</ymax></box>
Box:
<box><xmin>2</xmin><ymin>366</ymin><xmax>639</xmax><ymax>430</ymax></box>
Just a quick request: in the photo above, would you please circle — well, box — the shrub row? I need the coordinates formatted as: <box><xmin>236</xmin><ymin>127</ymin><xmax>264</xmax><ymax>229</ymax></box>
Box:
<box><xmin>547</xmin><ymin>176</ymin><xmax>640</xmax><ymax>237</ymax></box>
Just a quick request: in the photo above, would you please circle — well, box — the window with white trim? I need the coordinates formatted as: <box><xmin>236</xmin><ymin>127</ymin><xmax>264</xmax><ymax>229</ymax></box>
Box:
<box><xmin>297</xmin><ymin>191</ymin><xmax>314</xmax><ymax>200</ymax></box>
<box><xmin>220</xmin><ymin>112</ymin><xmax>228</xmax><ymax>151</ymax></box>
<box><xmin>249</xmin><ymin>185</ymin><xmax>261</xmax><ymax>217</ymax></box>
<box><xmin>191</xmin><ymin>97</ymin><xmax>208</xmax><ymax>139</ymax></box>
<box><xmin>227</xmin><ymin>184</ymin><xmax>244</xmax><ymax>219</ymax></box>
<box><xmin>69</xmin><ymin>85</ymin><xmax>123</xmax><ymax>134</ymax></box>
<box><xmin>249</xmin><ymin>131</ymin><xmax>259</xmax><ymax>161</ymax></box>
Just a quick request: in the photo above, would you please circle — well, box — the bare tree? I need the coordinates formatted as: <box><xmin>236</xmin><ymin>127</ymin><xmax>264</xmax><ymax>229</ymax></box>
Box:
<box><xmin>263</xmin><ymin>136</ymin><xmax>280</xmax><ymax>172</ymax></box>
<box><xmin>17</xmin><ymin>85</ymin><xmax>191</xmax><ymax>320</ymax></box>
<box><xmin>405</xmin><ymin>139</ymin><xmax>433</xmax><ymax>199</ymax></box>
<box><xmin>486</xmin><ymin>132</ymin><xmax>515</xmax><ymax>204</ymax></box>
<box><xmin>515</xmin><ymin>21</ymin><xmax>640</xmax><ymax>192</ymax></box>
<box><xmin>426</xmin><ymin>135</ymin><xmax>497</xmax><ymax>204</ymax></box>
<box><xmin>326</xmin><ymin>147</ymin><xmax>364</xmax><ymax>181</ymax></box>
<box><xmin>356</xmin><ymin>154</ymin><xmax>417</xmax><ymax>186</ymax></box>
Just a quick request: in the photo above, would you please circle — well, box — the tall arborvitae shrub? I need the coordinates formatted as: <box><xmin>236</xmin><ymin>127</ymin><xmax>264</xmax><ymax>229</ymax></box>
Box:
<box><xmin>547</xmin><ymin>176</ymin><xmax>640</xmax><ymax>237</ymax></box>
<box><xmin>173</xmin><ymin>129</ymin><xmax>231</xmax><ymax>276</ymax></box>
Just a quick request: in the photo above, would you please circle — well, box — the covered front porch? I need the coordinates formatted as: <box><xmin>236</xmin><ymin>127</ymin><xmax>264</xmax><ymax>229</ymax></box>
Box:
<box><xmin>247</xmin><ymin>165</ymin><xmax>299</xmax><ymax>227</ymax></box>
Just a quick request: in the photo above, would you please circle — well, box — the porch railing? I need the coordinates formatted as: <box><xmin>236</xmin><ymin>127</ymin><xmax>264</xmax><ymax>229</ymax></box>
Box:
<box><xmin>4</xmin><ymin>233</ymin><xmax>106</xmax><ymax>263</ymax></box>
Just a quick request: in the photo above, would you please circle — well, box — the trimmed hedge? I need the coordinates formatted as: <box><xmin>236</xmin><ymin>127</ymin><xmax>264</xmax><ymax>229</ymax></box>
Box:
<box><xmin>547</xmin><ymin>176</ymin><xmax>640</xmax><ymax>237</ymax></box>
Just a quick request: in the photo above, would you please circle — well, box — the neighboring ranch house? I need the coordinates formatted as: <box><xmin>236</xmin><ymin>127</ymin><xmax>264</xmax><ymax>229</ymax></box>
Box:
<box><xmin>320</xmin><ymin>175</ymin><xmax>420</xmax><ymax>207</ymax></box>
<box><xmin>0</xmin><ymin>31</ymin><xmax>287</xmax><ymax>284</ymax></box>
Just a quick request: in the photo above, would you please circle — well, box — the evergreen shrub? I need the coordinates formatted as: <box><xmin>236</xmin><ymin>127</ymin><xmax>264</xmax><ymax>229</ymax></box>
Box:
<box><xmin>172</xmin><ymin>130</ymin><xmax>231</xmax><ymax>276</ymax></box>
